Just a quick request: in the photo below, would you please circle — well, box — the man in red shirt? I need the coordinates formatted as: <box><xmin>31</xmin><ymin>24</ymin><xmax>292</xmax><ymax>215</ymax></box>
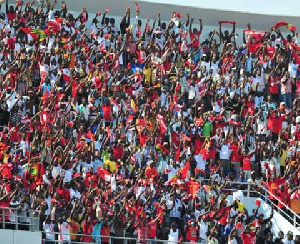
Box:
<box><xmin>241</xmin><ymin>223</ymin><xmax>256</xmax><ymax>244</ymax></box>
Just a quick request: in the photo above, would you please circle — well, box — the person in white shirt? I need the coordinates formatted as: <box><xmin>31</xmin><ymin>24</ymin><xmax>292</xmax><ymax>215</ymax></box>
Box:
<box><xmin>217</xmin><ymin>139</ymin><xmax>231</xmax><ymax>176</ymax></box>
<box><xmin>43</xmin><ymin>215</ymin><xmax>56</xmax><ymax>242</ymax></box>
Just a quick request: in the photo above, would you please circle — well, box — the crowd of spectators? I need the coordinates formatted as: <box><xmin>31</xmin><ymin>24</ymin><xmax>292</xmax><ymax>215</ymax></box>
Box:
<box><xmin>0</xmin><ymin>0</ymin><xmax>299</xmax><ymax>243</ymax></box>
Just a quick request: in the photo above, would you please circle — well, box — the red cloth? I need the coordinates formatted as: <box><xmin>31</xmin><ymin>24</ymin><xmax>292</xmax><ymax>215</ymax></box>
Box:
<box><xmin>102</xmin><ymin>104</ymin><xmax>111</xmax><ymax>121</ymax></box>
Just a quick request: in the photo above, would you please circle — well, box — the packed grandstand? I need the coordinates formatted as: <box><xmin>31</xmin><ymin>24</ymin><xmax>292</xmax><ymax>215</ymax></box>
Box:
<box><xmin>0</xmin><ymin>0</ymin><xmax>299</xmax><ymax>243</ymax></box>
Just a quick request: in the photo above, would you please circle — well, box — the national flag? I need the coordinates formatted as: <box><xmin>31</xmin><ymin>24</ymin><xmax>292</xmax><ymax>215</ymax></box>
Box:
<box><xmin>275</xmin><ymin>21</ymin><xmax>296</xmax><ymax>32</ymax></box>
<box><xmin>61</xmin><ymin>36</ymin><xmax>70</xmax><ymax>44</ymax></box>
<box><xmin>156</xmin><ymin>114</ymin><xmax>167</xmax><ymax>134</ymax></box>
<box><xmin>47</xmin><ymin>19</ymin><xmax>61</xmax><ymax>33</ymax></box>
<box><xmin>164</xmin><ymin>175</ymin><xmax>182</xmax><ymax>186</ymax></box>
<box><xmin>179</xmin><ymin>161</ymin><xmax>190</xmax><ymax>180</ymax></box>
<box><xmin>173</xmin><ymin>82</ymin><xmax>180</xmax><ymax>103</ymax></box>
<box><xmin>186</xmin><ymin>181</ymin><xmax>200</xmax><ymax>199</ymax></box>
<box><xmin>219</xmin><ymin>20</ymin><xmax>236</xmax><ymax>25</ymax></box>
<box><xmin>20</xmin><ymin>28</ymin><xmax>47</xmax><ymax>42</ymax></box>
<box><xmin>62</xmin><ymin>68</ymin><xmax>71</xmax><ymax>82</ymax></box>
<box><xmin>135</xmin><ymin>2</ymin><xmax>140</xmax><ymax>12</ymax></box>
<box><xmin>86</xmin><ymin>130</ymin><xmax>95</xmax><ymax>141</ymax></box>
<box><xmin>244</xmin><ymin>29</ymin><xmax>267</xmax><ymax>42</ymax></box>
<box><xmin>131</xmin><ymin>99</ymin><xmax>138</xmax><ymax>113</ymax></box>
<box><xmin>173</xmin><ymin>12</ymin><xmax>182</xmax><ymax>18</ymax></box>
<box><xmin>98</xmin><ymin>37</ymin><xmax>106</xmax><ymax>51</ymax></box>
<box><xmin>30</xmin><ymin>29</ymin><xmax>47</xmax><ymax>42</ymax></box>
<box><xmin>20</xmin><ymin>27</ymin><xmax>39</xmax><ymax>39</ymax></box>
<box><xmin>97</xmin><ymin>167</ymin><xmax>111</xmax><ymax>182</ymax></box>
<box><xmin>130</xmin><ymin>155</ymin><xmax>136</xmax><ymax>164</ymax></box>
<box><xmin>174</xmin><ymin>148</ymin><xmax>180</xmax><ymax>162</ymax></box>
<box><xmin>145</xmin><ymin>166</ymin><xmax>158</xmax><ymax>179</ymax></box>
<box><xmin>39</xmin><ymin>64</ymin><xmax>48</xmax><ymax>85</ymax></box>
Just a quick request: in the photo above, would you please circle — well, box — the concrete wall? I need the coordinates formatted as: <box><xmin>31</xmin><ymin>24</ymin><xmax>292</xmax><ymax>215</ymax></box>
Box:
<box><xmin>0</xmin><ymin>229</ymin><xmax>42</xmax><ymax>244</ymax></box>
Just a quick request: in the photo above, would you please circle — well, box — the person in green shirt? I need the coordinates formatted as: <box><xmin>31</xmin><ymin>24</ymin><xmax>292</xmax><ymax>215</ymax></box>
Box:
<box><xmin>203</xmin><ymin>120</ymin><xmax>213</xmax><ymax>137</ymax></box>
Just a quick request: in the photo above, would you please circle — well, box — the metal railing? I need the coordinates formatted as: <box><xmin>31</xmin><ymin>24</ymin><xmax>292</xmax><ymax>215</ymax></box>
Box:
<box><xmin>217</xmin><ymin>181</ymin><xmax>300</xmax><ymax>228</ymax></box>
<box><xmin>0</xmin><ymin>207</ymin><xmax>40</xmax><ymax>231</ymax></box>
<box><xmin>41</xmin><ymin>231</ymin><xmax>202</xmax><ymax>244</ymax></box>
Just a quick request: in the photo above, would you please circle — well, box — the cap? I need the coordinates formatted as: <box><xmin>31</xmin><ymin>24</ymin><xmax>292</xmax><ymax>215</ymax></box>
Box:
<box><xmin>287</xmin><ymin>231</ymin><xmax>293</xmax><ymax>236</ymax></box>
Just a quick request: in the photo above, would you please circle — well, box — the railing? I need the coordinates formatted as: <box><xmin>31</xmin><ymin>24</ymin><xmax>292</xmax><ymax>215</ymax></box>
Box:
<box><xmin>41</xmin><ymin>231</ymin><xmax>202</xmax><ymax>244</ymax></box>
<box><xmin>217</xmin><ymin>181</ymin><xmax>300</xmax><ymax>228</ymax></box>
<box><xmin>0</xmin><ymin>207</ymin><xmax>40</xmax><ymax>231</ymax></box>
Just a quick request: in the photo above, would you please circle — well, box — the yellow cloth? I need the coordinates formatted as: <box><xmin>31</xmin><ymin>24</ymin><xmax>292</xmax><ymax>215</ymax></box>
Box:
<box><xmin>103</xmin><ymin>160</ymin><xmax>117</xmax><ymax>172</ymax></box>
<box><xmin>67</xmin><ymin>218</ymin><xmax>80</xmax><ymax>240</ymax></box>
<box><xmin>280</xmin><ymin>150</ymin><xmax>287</xmax><ymax>166</ymax></box>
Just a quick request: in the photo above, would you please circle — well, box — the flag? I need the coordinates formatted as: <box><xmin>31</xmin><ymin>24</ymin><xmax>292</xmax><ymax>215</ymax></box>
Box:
<box><xmin>173</xmin><ymin>12</ymin><xmax>182</xmax><ymax>18</ymax></box>
<box><xmin>86</xmin><ymin>130</ymin><xmax>95</xmax><ymax>141</ymax></box>
<box><xmin>275</xmin><ymin>21</ymin><xmax>296</xmax><ymax>32</ymax></box>
<box><xmin>47</xmin><ymin>19</ymin><xmax>61</xmax><ymax>33</ymax></box>
<box><xmin>39</xmin><ymin>64</ymin><xmax>48</xmax><ymax>85</ymax></box>
<box><xmin>145</xmin><ymin>166</ymin><xmax>158</xmax><ymax>179</ymax></box>
<box><xmin>164</xmin><ymin>175</ymin><xmax>182</xmax><ymax>186</ymax></box>
<box><xmin>62</xmin><ymin>68</ymin><xmax>71</xmax><ymax>82</ymax></box>
<box><xmin>30</xmin><ymin>29</ymin><xmax>47</xmax><ymax>42</ymax></box>
<box><xmin>219</xmin><ymin>20</ymin><xmax>236</xmax><ymax>25</ymax></box>
<box><xmin>186</xmin><ymin>181</ymin><xmax>200</xmax><ymax>199</ymax></box>
<box><xmin>244</xmin><ymin>29</ymin><xmax>267</xmax><ymax>42</ymax></box>
<box><xmin>109</xmin><ymin>98</ymin><xmax>121</xmax><ymax>109</ymax></box>
<box><xmin>156</xmin><ymin>114</ymin><xmax>167</xmax><ymax>134</ymax></box>
<box><xmin>20</xmin><ymin>28</ymin><xmax>47</xmax><ymax>42</ymax></box>
<box><xmin>179</xmin><ymin>161</ymin><xmax>190</xmax><ymax>179</ymax></box>
<box><xmin>61</xmin><ymin>36</ymin><xmax>70</xmax><ymax>44</ymax></box>
<box><xmin>97</xmin><ymin>167</ymin><xmax>111</xmax><ymax>182</ymax></box>
<box><xmin>174</xmin><ymin>148</ymin><xmax>180</xmax><ymax>162</ymax></box>
<box><xmin>135</xmin><ymin>2</ymin><xmax>140</xmax><ymax>12</ymax></box>
<box><xmin>131</xmin><ymin>99</ymin><xmax>138</xmax><ymax>113</ymax></box>
<box><xmin>173</xmin><ymin>82</ymin><xmax>180</xmax><ymax>103</ymax></box>
<box><xmin>130</xmin><ymin>155</ymin><xmax>136</xmax><ymax>164</ymax></box>
<box><xmin>98</xmin><ymin>38</ymin><xmax>106</xmax><ymax>51</ymax></box>
<box><xmin>20</xmin><ymin>27</ymin><xmax>38</xmax><ymax>39</ymax></box>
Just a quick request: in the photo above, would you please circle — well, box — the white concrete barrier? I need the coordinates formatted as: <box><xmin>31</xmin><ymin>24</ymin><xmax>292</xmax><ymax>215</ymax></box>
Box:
<box><xmin>0</xmin><ymin>229</ymin><xmax>41</xmax><ymax>244</ymax></box>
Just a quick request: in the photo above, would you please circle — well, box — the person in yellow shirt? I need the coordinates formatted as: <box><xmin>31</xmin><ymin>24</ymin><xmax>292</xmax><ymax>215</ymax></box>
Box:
<box><xmin>280</xmin><ymin>144</ymin><xmax>287</xmax><ymax>176</ymax></box>
<box><xmin>67</xmin><ymin>214</ymin><xmax>80</xmax><ymax>242</ymax></box>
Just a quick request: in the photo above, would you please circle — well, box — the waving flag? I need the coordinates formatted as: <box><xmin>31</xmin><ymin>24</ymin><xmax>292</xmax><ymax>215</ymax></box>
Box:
<box><xmin>219</xmin><ymin>20</ymin><xmax>236</xmax><ymax>25</ymax></box>
<box><xmin>156</xmin><ymin>114</ymin><xmax>167</xmax><ymax>134</ymax></box>
<box><xmin>244</xmin><ymin>29</ymin><xmax>267</xmax><ymax>42</ymax></box>
<box><xmin>131</xmin><ymin>99</ymin><xmax>138</xmax><ymax>113</ymax></box>
<box><xmin>275</xmin><ymin>21</ymin><xmax>296</xmax><ymax>32</ymax></box>
<box><xmin>179</xmin><ymin>161</ymin><xmax>190</xmax><ymax>179</ymax></box>
<box><xmin>109</xmin><ymin>98</ymin><xmax>121</xmax><ymax>109</ymax></box>
<box><xmin>47</xmin><ymin>19</ymin><xmax>62</xmax><ymax>33</ymax></box>
<box><xmin>20</xmin><ymin>28</ymin><xmax>47</xmax><ymax>42</ymax></box>
<box><xmin>62</xmin><ymin>68</ymin><xmax>71</xmax><ymax>82</ymax></box>
<box><xmin>97</xmin><ymin>167</ymin><xmax>111</xmax><ymax>182</ymax></box>
<box><xmin>135</xmin><ymin>2</ymin><xmax>140</xmax><ymax>12</ymax></box>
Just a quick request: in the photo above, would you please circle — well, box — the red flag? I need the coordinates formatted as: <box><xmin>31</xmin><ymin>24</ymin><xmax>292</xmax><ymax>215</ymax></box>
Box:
<box><xmin>187</xmin><ymin>181</ymin><xmax>200</xmax><ymax>199</ymax></box>
<box><xmin>180</xmin><ymin>161</ymin><xmax>190</xmax><ymax>179</ymax></box>
<box><xmin>109</xmin><ymin>98</ymin><xmax>121</xmax><ymax>109</ymax></box>
<box><xmin>244</xmin><ymin>29</ymin><xmax>267</xmax><ymax>42</ymax></box>
<box><xmin>156</xmin><ymin>115</ymin><xmax>167</xmax><ymax>134</ymax></box>
<box><xmin>86</xmin><ymin>130</ymin><xmax>95</xmax><ymax>141</ymax></box>
<box><xmin>145</xmin><ymin>167</ymin><xmax>158</xmax><ymax>179</ymax></box>
<box><xmin>97</xmin><ymin>167</ymin><xmax>111</xmax><ymax>182</ymax></box>
<box><xmin>219</xmin><ymin>20</ymin><xmax>236</xmax><ymax>25</ymax></box>
<box><xmin>275</xmin><ymin>21</ymin><xmax>296</xmax><ymax>32</ymax></box>
<box><xmin>135</xmin><ymin>2</ymin><xmax>140</xmax><ymax>12</ymax></box>
<box><xmin>174</xmin><ymin>12</ymin><xmax>182</xmax><ymax>18</ymax></box>
<box><xmin>105</xmin><ymin>8</ymin><xmax>111</xmax><ymax>13</ymax></box>
<box><xmin>173</xmin><ymin>82</ymin><xmax>180</xmax><ymax>103</ymax></box>
<box><xmin>174</xmin><ymin>148</ymin><xmax>180</xmax><ymax>162</ymax></box>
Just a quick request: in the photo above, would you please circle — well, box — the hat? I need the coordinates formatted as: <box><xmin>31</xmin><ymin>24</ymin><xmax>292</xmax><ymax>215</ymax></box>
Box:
<box><xmin>280</xmin><ymin>102</ymin><xmax>285</xmax><ymax>107</ymax></box>
<box><xmin>287</xmin><ymin>231</ymin><xmax>293</xmax><ymax>236</ymax></box>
